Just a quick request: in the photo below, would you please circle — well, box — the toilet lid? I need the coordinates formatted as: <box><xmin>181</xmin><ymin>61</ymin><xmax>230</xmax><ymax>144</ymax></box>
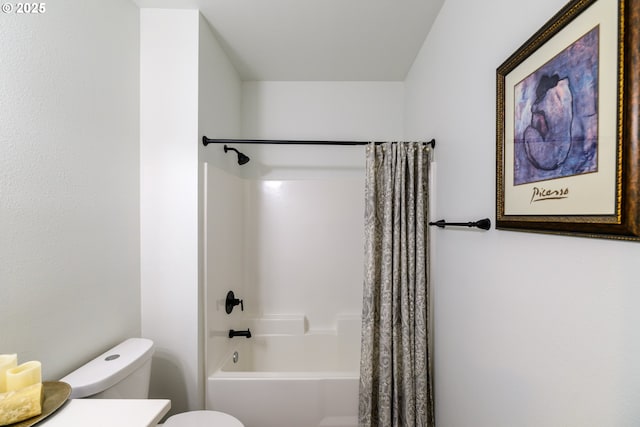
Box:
<box><xmin>164</xmin><ymin>410</ymin><xmax>244</xmax><ymax>427</ymax></box>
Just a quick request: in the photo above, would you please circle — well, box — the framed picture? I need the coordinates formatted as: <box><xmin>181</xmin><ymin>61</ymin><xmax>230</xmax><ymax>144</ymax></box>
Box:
<box><xmin>496</xmin><ymin>0</ymin><xmax>640</xmax><ymax>240</ymax></box>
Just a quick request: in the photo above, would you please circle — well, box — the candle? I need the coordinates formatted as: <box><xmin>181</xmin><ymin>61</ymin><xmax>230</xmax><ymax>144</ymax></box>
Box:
<box><xmin>5</xmin><ymin>361</ymin><xmax>41</xmax><ymax>392</ymax></box>
<box><xmin>0</xmin><ymin>354</ymin><xmax>17</xmax><ymax>393</ymax></box>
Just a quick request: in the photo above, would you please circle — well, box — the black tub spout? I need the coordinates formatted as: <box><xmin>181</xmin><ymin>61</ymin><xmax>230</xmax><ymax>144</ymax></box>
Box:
<box><xmin>229</xmin><ymin>328</ymin><xmax>251</xmax><ymax>338</ymax></box>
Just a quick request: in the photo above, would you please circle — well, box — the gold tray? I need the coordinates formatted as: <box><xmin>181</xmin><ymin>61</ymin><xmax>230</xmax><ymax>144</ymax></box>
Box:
<box><xmin>9</xmin><ymin>381</ymin><xmax>71</xmax><ymax>427</ymax></box>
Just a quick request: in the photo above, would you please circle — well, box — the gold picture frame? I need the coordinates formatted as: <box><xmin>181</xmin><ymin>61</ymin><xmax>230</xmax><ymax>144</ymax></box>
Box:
<box><xmin>496</xmin><ymin>0</ymin><xmax>640</xmax><ymax>240</ymax></box>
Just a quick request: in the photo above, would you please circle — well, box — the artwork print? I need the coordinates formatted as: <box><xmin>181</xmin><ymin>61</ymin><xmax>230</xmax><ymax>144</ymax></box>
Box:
<box><xmin>513</xmin><ymin>26</ymin><xmax>599</xmax><ymax>185</ymax></box>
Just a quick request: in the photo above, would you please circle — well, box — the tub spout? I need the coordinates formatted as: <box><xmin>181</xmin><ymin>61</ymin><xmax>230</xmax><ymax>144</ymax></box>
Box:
<box><xmin>229</xmin><ymin>328</ymin><xmax>251</xmax><ymax>338</ymax></box>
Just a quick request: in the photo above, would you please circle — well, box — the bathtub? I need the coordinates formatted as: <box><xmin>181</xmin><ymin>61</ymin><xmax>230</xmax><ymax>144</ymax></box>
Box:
<box><xmin>207</xmin><ymin>332</ymin><xmax>360</xmax><ymax>427</ymax></box>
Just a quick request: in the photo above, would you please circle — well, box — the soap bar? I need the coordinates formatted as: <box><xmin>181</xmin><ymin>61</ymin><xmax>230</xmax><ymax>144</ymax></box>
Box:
<box><xmin>0</xmin><ymin>382</ymin><xmax>43</xmax><ymax>426</ymax></box>
<box><xmin>6</xmin><ymin>361</ymin><xmax>41</xmax><ymax>392</ymax></box>
<box><xmin>0</xmin><ymin>356</ymin><xmax>17</xmax><ymax>393</ymax></box>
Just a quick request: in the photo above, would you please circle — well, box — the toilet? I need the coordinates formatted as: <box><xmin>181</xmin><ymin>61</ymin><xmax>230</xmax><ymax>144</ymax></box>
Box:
<box><xmin>60</xmin><ymin>338</ymin><xmax>243</xmax><ymax>427</ymax></box>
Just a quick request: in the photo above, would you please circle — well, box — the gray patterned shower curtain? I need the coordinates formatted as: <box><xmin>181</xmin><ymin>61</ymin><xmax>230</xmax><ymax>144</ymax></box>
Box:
<box><xmin>359</xmin><ymin>142</ymin><xmax>435</xmax><ymax>427</ymax></box>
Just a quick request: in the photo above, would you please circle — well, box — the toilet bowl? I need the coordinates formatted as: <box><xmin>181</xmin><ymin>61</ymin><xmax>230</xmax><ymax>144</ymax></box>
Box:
<box><xmin>163</xmin><ymin>410</ymin><xmax>243</xmax><ymax>427</ymax></box>
<box><xmin>60</xmin><ymin>338</ymin><xmax>243</xmax><ymax>427</ymax></box>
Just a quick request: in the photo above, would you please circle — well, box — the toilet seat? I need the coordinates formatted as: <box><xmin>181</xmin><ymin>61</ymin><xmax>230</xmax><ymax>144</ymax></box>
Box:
<box><xmin>163</xmin><ymin>410</ymin><xmax>244</xmax><ymax>427</ymax></box>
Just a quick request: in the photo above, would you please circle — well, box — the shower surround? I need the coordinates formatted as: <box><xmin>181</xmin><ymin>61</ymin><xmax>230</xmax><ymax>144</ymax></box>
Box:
<box><xmin>204</xmin><ymin>145</ymin><xmax>367</xmax><ymax>423</ymax></box>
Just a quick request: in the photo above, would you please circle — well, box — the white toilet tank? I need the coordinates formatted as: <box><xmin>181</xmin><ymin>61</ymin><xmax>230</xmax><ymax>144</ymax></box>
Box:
<box><xmin>60</xmin><ymin>338</ymin><xmax>154</xmax><ymax>399</ymax></box>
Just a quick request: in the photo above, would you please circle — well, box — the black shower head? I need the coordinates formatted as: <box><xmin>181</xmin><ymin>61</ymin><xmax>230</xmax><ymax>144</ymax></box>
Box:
<box><xmin>224</xmin><ymin>145</ymin><xmax>250</xmax><ymax>165</ymax></box>
<box><xmin>237</xmin><ymin>152</ymin><xmax>250</xmax><ymax>165</ymax></box>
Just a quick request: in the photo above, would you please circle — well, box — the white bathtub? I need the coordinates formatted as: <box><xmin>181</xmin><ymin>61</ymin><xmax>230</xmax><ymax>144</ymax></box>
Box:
<box><xmin>207</xmin><ymin>333</ymin><xmax>360</xmax><ymax>427</ymax></box>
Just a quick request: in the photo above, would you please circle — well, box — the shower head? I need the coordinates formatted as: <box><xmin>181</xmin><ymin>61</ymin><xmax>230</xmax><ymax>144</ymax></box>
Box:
<box><xmin>224</xmin><ymin>145</ymin><xmax>250</xmax><ymax>165</ymax></box>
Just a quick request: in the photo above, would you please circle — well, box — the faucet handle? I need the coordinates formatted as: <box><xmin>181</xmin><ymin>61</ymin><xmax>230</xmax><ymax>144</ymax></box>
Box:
<box><xmin>225</xmin><ymin>291</ymin><xmax>244</xmax><ymax>314</ymax></box>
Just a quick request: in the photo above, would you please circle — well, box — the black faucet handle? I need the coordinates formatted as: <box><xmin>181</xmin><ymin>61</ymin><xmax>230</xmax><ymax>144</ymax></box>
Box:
<box><xmin>225</xmin><ymin>291</ymin><xmax>244</xmax><ymax>314</ymax></box>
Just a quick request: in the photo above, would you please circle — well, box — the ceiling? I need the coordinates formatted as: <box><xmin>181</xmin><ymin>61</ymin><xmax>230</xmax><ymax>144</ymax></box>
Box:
<box><xmin>133</xmin><ymin>0</ymin><xmax>445</xmax><ymax>81</ymax></box>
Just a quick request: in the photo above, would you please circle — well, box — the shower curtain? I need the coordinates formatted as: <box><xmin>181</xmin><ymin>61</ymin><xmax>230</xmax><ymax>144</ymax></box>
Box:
<box><xmin>359</xmin><ymin>142</ymin><xmax>434</xmax><ymax>427</ymax></box>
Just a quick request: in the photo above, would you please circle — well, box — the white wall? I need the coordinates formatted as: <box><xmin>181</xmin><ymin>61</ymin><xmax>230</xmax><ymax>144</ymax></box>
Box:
<box><xmin>242</xmin><ymin>81</ymin><xmax>404</xmax><ymax>140</ymax></box>
<box><xmin>0</xmin><ymin>0</ymin><xmax>140</xmax><ymax>380</ymax></box>
<box><xmin>405</xmin><ymin>0</ymin><xmax>640</xmax><ymax>425</ymax></box>
<box><xmin>140</xmin><ymin>9</ymin><xmax>244</xmax><ymax>415</ymax></box>
<box><xmin>198</xmin><ymin>15</ymin><xmax>244</xmax><ymax>377</ymax></box>
<box><xmin>140</xmin><ymin>8</ymin><xmax>200</xmax><ymax>414</ymax></box>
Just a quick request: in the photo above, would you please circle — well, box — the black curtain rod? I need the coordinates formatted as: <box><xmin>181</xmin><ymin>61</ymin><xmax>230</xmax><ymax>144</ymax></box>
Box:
<box><xmin>202</xmin><ymin>137</ymin><xmax>435</xmax><ymax>148</ymax></box>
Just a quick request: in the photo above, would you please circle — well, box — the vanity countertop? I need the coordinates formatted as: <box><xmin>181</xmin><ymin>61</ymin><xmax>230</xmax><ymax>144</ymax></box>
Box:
<box><xmin>38</xmin><ymin>398</ymin><xmax>171</xmax><ymax>427</ymax></box>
